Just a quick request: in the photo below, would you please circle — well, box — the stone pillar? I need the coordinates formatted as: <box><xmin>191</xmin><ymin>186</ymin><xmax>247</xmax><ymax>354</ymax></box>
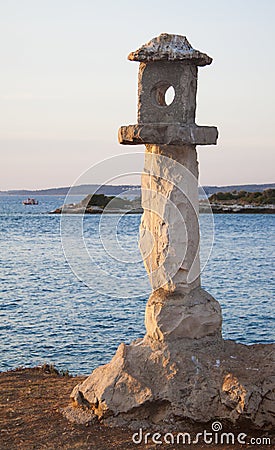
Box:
<box><xmin>119</xmin><ymin>33</ymin><xmax>221</xmax><ymax>341</ymax></box>
<box><xmin>68</xmin><ymin>35</ymin><xmax>275</xmax><ymax>431</ymax></box>
<box><xmin>140</xmin><ymin>143</ymin><xmax>201</xmax><ymax>292</ymax></box>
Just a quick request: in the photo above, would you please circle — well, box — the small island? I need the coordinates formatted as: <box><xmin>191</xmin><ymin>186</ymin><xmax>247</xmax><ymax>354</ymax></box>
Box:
<box><xmin>207</xmin><ymin>188</ymin><xmax>275</xmax><ymax>213</ymax></box>
<box><xmin>51</xmin><ymin>193</ymin><xmax>143</xmax><ymax>214</ymax></box>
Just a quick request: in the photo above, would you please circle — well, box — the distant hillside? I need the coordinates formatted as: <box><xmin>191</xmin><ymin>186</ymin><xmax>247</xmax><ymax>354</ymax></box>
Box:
<box><xmin>209</xmin><ymin>189</ymin><xmax>275</xmax><ymax>205</ymax></box>
<box><xmin>0</xmin><ymin>184</ymin><xmax>141</xmax><ymax>197</ymax></box>
<box><xmin>1</xmin><ymin>183</ymin><xmax>274</xmax><ymax>197</ymax></box>
<box><xmin>202</xmin><ymin>183</ymin><xmax>275</xmax><ymax>196</ymax></box>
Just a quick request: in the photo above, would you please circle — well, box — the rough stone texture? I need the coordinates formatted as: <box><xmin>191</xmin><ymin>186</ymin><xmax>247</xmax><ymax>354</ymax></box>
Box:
<box><xmin>128</xmin><ymin>33</ymin><xmax>212</xmax><ymax>66</ymax></box>
<box><xmin>139</xmin><ymin>144</ymin><xmax>202</xmax><ymax>294</ymax></box>
<box><xmin>71</xmin><ymin>338</ymin><xmax>275</xmax><ymax>430</ymax></box>
<box><xmin>119</xmin><ymin>123</ymin><xmax>218</xmax><ymax>145</ymax></box>
<box><xmin>138</xmin><ymin>144</ymin><xmax>224</xmax><ymax>340</ymax></box>
<box><xmin>62</xmin><ymin>405</ymin><xmax>97</xmax><ymax>425</ymax></box>
<box><xmin>145</xmin><ymin>287</ymin><xmax>222</xmax><ymax>341</ymax></box>
<box><xmin>138</xmin><ymin>61</ymin><xmax>198</xmax><ymax>125</ymax></box>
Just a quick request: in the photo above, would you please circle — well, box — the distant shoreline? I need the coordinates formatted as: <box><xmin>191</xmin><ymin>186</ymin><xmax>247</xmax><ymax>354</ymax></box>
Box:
<box><xmin>1</xmin><ymin>182</ymin><xmax>274</xmax><ymax>197</ymax></box>
<box><xmin>0</xmin><ymin>193</ymin><xmax>79</xmax><ymax>196</ymax></box>
<box><xmin>51</xmin><ymin>206</ymin><xmax>275</xmax><ymax>215</ymax></box>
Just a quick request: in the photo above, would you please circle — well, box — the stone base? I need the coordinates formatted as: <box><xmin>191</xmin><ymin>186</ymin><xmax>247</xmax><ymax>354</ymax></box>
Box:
<box><xmin>145</xmin><ymin>287</ymin><xmax>222</xmax><ymax>341</ymax></box>
<box><xmin>70</xmin><ymin>334</ymin><xmax>274</xmax><ymax>430</ymax></box>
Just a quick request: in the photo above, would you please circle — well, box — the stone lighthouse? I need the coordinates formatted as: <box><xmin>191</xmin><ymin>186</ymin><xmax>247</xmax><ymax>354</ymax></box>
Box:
<box><xmin>119</xmin><ymin>33</ymin><xmax>221</xmax><ymax>342</ymax></box>
<box><xmin>70</xmin><ymin>34</ymin><xmax>275</xmax><ymax>430</ymax></box>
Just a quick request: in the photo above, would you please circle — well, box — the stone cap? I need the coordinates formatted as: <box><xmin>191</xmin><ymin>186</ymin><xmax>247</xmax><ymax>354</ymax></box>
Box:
<box><xmin>128</xmin><ymin>33</ymin><xmax>212</xmax><ymax>66</ymax></box>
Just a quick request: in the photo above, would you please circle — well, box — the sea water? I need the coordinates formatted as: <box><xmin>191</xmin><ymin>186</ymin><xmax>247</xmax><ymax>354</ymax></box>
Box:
<box><xmin>0</xmin><ymin>195</ymin><xmax>274</xmax><ymax>374</ymax></box>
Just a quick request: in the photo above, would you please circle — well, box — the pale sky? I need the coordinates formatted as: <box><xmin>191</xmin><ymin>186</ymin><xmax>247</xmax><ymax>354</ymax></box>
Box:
<box><xmin>0</xmin><ymin>0</ymin><xmax>274</xmax><ymax>190</ymax></box>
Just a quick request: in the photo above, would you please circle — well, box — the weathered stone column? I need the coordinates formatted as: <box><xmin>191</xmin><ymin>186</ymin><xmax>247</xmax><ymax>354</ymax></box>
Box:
<box><xmin>68</xmin><ymin>34</ymin><xmax>275</xmax><ymax>431</ymax></box>
<box><xmin>119</xmin><ymin>33</ymin><xmax>221</xmax><ymax>341</ymax></box>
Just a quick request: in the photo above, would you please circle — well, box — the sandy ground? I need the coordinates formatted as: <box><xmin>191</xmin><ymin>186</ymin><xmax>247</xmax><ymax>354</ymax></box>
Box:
<box><xmin>0</xmin><ymin>366</ymin><xmax>273</xmax><ymax>450</ymax></box>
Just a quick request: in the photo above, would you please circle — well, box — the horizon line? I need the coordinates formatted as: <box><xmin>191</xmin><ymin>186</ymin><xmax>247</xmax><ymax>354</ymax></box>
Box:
<box><xmin>1</xmin><ymin>181</ymin><xmax>275</xmax><ymax>193</ymax></box>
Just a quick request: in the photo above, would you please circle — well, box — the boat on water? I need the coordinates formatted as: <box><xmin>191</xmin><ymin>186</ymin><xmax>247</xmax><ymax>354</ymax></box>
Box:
<box><xmin>22</xmin><ymin>198</ymin><xmax>39</xmax><ymax>205</ymax></box>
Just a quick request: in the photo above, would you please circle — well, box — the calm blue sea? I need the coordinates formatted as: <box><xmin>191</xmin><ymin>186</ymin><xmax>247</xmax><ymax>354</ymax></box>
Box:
<box><xmin>0</xmin><ymin>195</ymin><xmax>274</xmax><ymax>374</ymax></box>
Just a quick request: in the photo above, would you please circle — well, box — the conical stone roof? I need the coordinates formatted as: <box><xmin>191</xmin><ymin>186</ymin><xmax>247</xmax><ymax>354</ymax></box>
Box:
<box><xmin>128</xmin><ymin>33</ymin><xmax>212</xmax><ymax>66</ymax></box>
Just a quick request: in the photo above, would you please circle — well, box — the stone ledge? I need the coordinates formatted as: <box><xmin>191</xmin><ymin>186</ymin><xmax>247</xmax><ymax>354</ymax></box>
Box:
<box><xmin>118</xmin><ymin>123</ymin><xmax>218</xmax><ymax>146</ymax></box>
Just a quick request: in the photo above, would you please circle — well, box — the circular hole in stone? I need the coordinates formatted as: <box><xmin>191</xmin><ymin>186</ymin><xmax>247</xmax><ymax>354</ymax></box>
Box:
<box><xmin>151</xmin><ymin>82</ymin><xmax>175</xmax><ymax>107</ymax></box>
<box><xmin>165</xmin><ymin>86</ymin><xmax>175</xmax><ymax>106</ymax></box>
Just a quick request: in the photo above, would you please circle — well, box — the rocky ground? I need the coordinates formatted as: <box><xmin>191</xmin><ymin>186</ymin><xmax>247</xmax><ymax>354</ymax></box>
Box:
<box><xmin>0</xmin><ymin>366</ymin><xmax>273</xmax><ymax>449</ymax></box>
